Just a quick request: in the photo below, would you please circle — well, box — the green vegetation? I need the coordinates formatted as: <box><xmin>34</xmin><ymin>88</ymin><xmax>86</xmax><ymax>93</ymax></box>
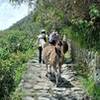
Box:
<box><xmin>0</xmin><ymin>30</ymin><xmax>36</xmax><ymax>100</ymax></box>
<box><xmin>71</xmin><ymin>4</ymin><xmax>100</xmax><ymax>52</ymax></box>
<box><xmin>80</xmin><ymin>77</ymin><xmax>100</xmax><ymax>100</ymax></box>
<box><xmin>10</xmin><ymin>0</ymin><xmax>100</xmax><ymax>52</ymax></box>
<box><xmin>9</xmin><ymin>13</ymin><xmax>40</xmax><ymax>34</ymax></box>
<box><xmin>75</xmin><ymin>62</ymin><xmax>100</xmax><ymax>100</ymax></box>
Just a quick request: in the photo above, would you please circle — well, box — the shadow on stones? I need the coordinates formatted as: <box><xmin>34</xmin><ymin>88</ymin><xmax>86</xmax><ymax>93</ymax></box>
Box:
<box><xmin>46</xmin><ymin>73</ymin><xmax>74</xmax><ymax>88</ymax></box>
<box><xmin>55</xmin><ymin>94</ymin><xmax>67</xmax><ymax>100</ymax></box>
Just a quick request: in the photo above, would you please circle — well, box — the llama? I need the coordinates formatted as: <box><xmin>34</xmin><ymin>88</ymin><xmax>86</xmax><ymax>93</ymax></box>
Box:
<box><xmin>42</xmin><ymin>41</ymin><xmax>64</xmax><ymax>86</ymax></box>
<box><xmin>62</xmin><ymin>40</ymin><xmax>68</xmax><ymax>54</ymax></box>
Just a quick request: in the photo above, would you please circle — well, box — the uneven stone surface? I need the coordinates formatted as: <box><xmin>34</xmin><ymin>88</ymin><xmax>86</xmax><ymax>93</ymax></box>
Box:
<box><xmin>18</xmin><ymin>59</ymin><xmax>90</xmax><ymax>100</ymax></box>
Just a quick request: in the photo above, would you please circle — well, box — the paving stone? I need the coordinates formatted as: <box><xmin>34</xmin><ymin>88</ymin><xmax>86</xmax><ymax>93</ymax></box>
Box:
<box><xmin>34</xmin><ymin>85</ymin><xmax>50</xmax><ymax>90</ymax></box>
<box><xmin>38</xmin><ymin>97</ymin><xmax>50</xmax><ymax>100</ymax></box>
<box><xmin>23</xmin><ymin>96</ymin><xmax>34</xmax><ymax>100</ymax></box>
<box><xmin>71</xmin><ymin>87</ymin><xmax>83</xmax><ymax>91</ymax></box>
<box><xmin>23</xmin><ymin>83</ymin><xmax>33</xmax><ymax>89</ymax></box>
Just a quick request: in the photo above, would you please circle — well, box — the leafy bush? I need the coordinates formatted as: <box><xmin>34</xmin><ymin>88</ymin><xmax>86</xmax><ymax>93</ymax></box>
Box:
<box><xmin>80</xmin><ymin>77</ymin><xmax>100</xmax><ymax>100</ymax></box>
<box><xmin>71</xmin><ymin>4</ymin><xmax>100</xmax><ymax>52</ymax></box>
<box><xmin>0</xmin><ymin>48</ymin><xmax>9</xmax><ymax>60</ymax></box>
<box><xmin>0</xmin><ymin>30</ymin><xmax>36</xmax><ymax>100</ymax></box>
<box><xmin>89</xmin><ymin>4</ymin><xmax>100</xmax><ymax>18</ymax></box>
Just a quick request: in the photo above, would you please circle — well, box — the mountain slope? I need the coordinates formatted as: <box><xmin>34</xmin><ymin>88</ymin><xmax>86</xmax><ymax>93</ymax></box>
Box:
<box><xmin>9</xmin><ymin>12</ymin><xmax>40</xmax><ymax>33</ymax></box>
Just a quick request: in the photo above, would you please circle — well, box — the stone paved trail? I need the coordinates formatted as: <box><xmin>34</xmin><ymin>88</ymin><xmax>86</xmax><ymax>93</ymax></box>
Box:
<box><xmin>19</xmin><ymin>58</ymin><xmax>91</xmax><ymax>100</ymax></box>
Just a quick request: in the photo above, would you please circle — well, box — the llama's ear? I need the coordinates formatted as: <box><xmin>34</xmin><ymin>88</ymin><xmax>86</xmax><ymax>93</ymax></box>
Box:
<box><xmin>60</xmin><ymin>41</ymin><xmax>62</xmax><ymax>46</ymax></box>
<box><xmin>55</xmin><ymin>47</ymin><xmax>58</xmax><ymax>53</ymax></box>
<box><xmin>58</xmin><ymin>40</ymin><xmax>62</xmax><ymax>46</ymax></box>
<box><xmin>55</xmin><ymin>47</ymin><xmax>61</xmax><ymax>57</ymax></box>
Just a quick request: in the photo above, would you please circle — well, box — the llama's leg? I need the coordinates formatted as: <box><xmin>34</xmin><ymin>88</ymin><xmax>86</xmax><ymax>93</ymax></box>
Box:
<box><xmin>58</xmin><ymin>64</ymin><xmax>62</xmax><ymax>82</ymax></box>
<box><xmin>58</xmin><ymin>64</ymin><xmax>62</xmax><ymax>74</ymax></box>
<box><xmin>46</xmin><ymin>64</ymin><xmax>48</xmax><ymax>73</ymax></box>
<box><xmin>48</xmin><ymin>65</ymin><xmax>52</xmax><ymax>74</ymax></box>
<box><xmin>46</xmin><ymin>64</ymin><xmax>51</xmax><ymax>77</ymax></box>
<box><xmin>53</xmin><ymin>66</ymin><xmax>59</xmax><ymax>86</ymax></box>
<box><xmin>45</xmin><ymin>64</ymin><xmax>48</xmax><ymax>76</ymax></box>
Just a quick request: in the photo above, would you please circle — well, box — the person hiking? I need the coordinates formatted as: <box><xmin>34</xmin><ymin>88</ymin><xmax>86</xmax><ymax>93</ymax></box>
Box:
<box><xmin>38</xmin><ymin>29</ymin><xmax>48</xmax><ymax>63</ymax></box>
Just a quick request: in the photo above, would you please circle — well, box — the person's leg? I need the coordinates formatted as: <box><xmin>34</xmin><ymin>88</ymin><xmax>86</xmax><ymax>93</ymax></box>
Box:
<box><xmin>38</xmin><ymin>46</ymin><xmax>42</xmax><ymax>63</ymax></box>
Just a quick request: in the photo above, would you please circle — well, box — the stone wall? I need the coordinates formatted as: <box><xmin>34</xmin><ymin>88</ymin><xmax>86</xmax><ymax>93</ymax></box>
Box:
<box><xmin>69</xmin><ymin>39</ymin><xmax>100</xmax><ymax>85</ymax></box>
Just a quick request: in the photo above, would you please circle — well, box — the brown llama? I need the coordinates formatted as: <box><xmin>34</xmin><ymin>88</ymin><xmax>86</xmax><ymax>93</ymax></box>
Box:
<box><xmin>42</xmin><ymin>40</ymin><xmax>64</xmax><ymax>86</ymax></box>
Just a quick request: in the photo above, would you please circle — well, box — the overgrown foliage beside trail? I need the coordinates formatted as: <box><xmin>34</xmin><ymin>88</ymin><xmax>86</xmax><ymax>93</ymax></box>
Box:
<box><xmin>0</xmin><ymin>30</ymin><xmax>36</xmax><ymax>100</ymax></box>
